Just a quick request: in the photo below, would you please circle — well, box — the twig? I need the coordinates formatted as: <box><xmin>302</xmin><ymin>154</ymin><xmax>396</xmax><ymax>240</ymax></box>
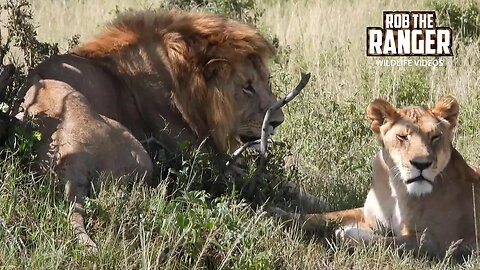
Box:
<box><xmin>245</xmin><ymin>73</ymin><xmax>311</xmax><ymax>198</ymax></box>
<box><xmin>259</xmin><ymin>72</ymin><xmax>311</xmax><ymax>169</ymax></box>
<box><xmin>226</xmin><ymin>139</ymin><xmax>286</xmax><ymax>167</ymax></box>
<box><xmin>227</xmin><ymin>139</ymin><xmax>261</xmax><ymax>167</ymax></box>
<box><xmin>224</xmin><ymin>73</ymin><xmax>311</xmax><ymax>199</ymax></box>
<box><xmin>227</xmin><ymin>72</ymin><xmax>310</xmax><ymax>170</ymax></box>
<box><xmin>228</xmin><ymin>72</ymin><xmax>311</xmax><ymax>167</ymax></box>
<box><xmin>473</xmin><ymin>183</ymin><xmax>479</xmax><ymax>255</ymax></box>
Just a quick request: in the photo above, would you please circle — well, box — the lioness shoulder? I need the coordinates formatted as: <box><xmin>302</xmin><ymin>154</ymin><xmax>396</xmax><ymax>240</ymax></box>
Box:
<box><xmin>272</xmin><ymin>96</ymin><xmax>480</xmax><ymax>262</ymax></box>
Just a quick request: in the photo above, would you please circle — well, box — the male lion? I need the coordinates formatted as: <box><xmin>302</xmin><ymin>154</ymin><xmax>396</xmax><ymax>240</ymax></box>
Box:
<box><xmin>18</xmin><ymin>10</ymin><xmax>284</xmax><ymax>250</ymax></box>
<box><xmin>272</xmin><ymin>96</ymin><xmax>480</xmax><ymax>261</ymax></box>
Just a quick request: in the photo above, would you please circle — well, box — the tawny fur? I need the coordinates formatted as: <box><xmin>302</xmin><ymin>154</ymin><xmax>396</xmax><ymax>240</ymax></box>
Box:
<box><xmin>72</xmin><ymin>10</ymin><xmax>277</xmax><ymax>153</ymax></box>
<box><xmin>274</xmin><ymin>96</ymin><xmax>480</xmax><ymax>261</ymax></box>
<box><xmin>19</xmin><ymin>10</ymin><xmax>284</xmax><ymax>250</ymax></box>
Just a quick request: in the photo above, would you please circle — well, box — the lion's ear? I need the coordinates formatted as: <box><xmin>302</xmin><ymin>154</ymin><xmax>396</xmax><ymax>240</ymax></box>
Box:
<box><xmin>367</xmin><ymin>99</ymin><xmax>399</xmax><ymax>134</ymax></box>
<box><xmin>203</xmin><ymin>59</ymin><xmax>232</xmax><ymax>82</ymax></box>
<box><xmin>432</xmin><ymin>95</ymin><xmax>459</xmax><ymax>128</ymax></box>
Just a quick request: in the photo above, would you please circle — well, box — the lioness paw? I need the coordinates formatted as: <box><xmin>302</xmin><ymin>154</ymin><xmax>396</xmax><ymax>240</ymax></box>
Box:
<box><xmin>335</xmin><ymin>224</ymin><xmax>372</xmax><ymax>243</ymax></box>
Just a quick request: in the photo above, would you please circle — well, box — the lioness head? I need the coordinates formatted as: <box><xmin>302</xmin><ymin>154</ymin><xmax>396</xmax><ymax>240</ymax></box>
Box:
<box><xmin>367</xmin><ymin>96</ymin><xmax>459</xmax><ymax>196</ymax></box>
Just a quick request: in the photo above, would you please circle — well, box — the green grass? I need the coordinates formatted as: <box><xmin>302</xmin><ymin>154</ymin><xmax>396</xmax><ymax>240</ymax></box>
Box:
<box><xmin>1</xmin><ymin>0</ymin><xmax>480</xmax><ymax>269</ymax></box>
<box><xmin>1</xmin><ymin>150</ymin><xmax>475</xmax><ymax>269</ymax></box>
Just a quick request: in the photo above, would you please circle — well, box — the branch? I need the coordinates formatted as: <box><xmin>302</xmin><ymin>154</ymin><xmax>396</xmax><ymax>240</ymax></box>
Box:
<box><xmin>227</xmin><ymin>139</ymin><xmax>261</xmax><ymax>167</ymax></box>
<box><xmin>259</xmin><ymin>72</ymin><xmax>311</xmax><ymax>168</ymax></box>
<box><xmin>226</xmin><ymin>139</ymin><xmax>286</xmax><ymax>167</ymax></box>
<box><xmin>225</xmin><ymin>72</ymin><xmax>311</xmax><ymax>199</ymax></box>
<box><xmin>227</xmin><ymin>72</ymin><xmax>311</xmax><ymax>169</ymax></box>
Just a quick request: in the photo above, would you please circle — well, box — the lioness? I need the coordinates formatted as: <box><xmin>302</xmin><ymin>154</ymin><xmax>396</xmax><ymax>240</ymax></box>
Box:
<box><xmin>273</xmin><ymin>96</ymin><xmax>480</xmax><ymax>261</ymax></box>
<box><xmin>18</xmin><ymin>11</ymin><xmax>285</xmax><ymax>250</ymax></box>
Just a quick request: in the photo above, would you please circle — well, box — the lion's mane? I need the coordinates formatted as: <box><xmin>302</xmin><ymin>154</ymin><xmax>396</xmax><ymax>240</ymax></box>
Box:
<box><xmin>72</xmin><ymin>11</ymin><xmax>274</xmax><ymax>153</ymax></box>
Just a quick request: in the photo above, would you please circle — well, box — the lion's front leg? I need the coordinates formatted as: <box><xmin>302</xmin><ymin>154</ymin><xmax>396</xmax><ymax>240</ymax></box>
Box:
<box><xmin>267</xmin><ymin>206</ymin><xmax>329</xmax><ymax>233</ymax></box>
<box><xmin>280</xmin><ymin>181</ymin><xmax>331</xmax><ymax>213</ymax></box>
<box><xmin>323</xmin><ymin>210</ymin><xmax>421</xmax><ymax>255</ymax></box>
<box><xmin>269</xmin><ymin>206</ymin><xmax>369</xmax><ymax>236</ymax></box>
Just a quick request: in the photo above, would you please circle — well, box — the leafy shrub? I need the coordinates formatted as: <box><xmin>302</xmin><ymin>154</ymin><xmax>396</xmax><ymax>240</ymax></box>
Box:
<box><xmin>432</xmin><ymin>0</ymin><xmax>480</xmax><ymax>42</ymax></box>
<box><xmin>379</xmin><ymin>67</ymin><xmax>431</xmax><ymax>108</ymax></box>
<box><xmin>0</xmin><ymin>1</ymin><xmax>62</xmax><ymax>160</ymax></box>
<box><xmin>4</xmin><ymin>122</ymin><xmax>41</xmax><ymax>162</ymax></box>
<box><xmin>162</xmin><ymin>0</ymin><xmax>263</xmax><ymax>23</ymax></box>
<box><xmin>1</xmin><ymin>0</ymin><xmax>59</xmax><ymax>95</ymax></box>
<box><xmin>1</xmin><ymin>1</ymin><xmax>59</xmax><ymax>69</ymax></box>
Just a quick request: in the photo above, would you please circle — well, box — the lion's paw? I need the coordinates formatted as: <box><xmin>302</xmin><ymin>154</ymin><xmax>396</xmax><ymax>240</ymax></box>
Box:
<box><xmin>335</xmin><ymin>224</ymin><xmax>372</xmax><ymax>243</ymax></box>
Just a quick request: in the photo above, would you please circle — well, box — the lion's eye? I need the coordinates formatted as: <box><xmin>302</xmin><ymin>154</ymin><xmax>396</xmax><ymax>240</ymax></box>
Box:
<box><xmin>431</xmin><ymin>134</ymin><xmax>441</xmax><ymax>143</ymax></box>
<box><xmin>397</xmin><ymin>134</ymin><xmax>408</xmax><ymax>141</ymax></box>
<box><xmin>243</xmin><ymin>83</ymin><xmax>256</xmax><ymax>95</ymax></box>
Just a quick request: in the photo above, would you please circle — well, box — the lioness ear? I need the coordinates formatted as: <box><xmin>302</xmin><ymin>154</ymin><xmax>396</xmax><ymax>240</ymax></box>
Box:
<box><xmin>203</xmin><ymin>58</ymin><xmax>232</xmax><ymax>82</ymax></box>
<box><xmin>432</xmin><ymin>95</ymin><xmax>459</xmax><ymax>128</ymax></box>
<box><xmin>367</xmin><ymin>99</ymin><xmax>399</xmax><ymax>134</ymax></box>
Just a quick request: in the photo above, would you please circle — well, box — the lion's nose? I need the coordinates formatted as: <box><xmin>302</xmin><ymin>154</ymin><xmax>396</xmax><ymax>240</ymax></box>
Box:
<box><xmin>410</xmin><ymin>160</ymin><xmax>432</xmax><ymax>171</ymax></box>
<box><xmin>270</xmin><ymin>120</ymin><xmax>283</xmax><ymax>129</ymax></box>
<box><xmin>269</xmin><ymin>109</ymin><xmax>284</xmax><ymax>129</ymax></box>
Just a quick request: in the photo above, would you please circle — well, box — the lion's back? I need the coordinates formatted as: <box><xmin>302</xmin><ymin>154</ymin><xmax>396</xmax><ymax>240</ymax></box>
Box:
<box><xmin>28</xmin><ymin>54</ymin><xmax>147</xmax><ymax>138</ymax></box>
<box><xmin>21</xmin><ymin>78</ymin><xmax>153</xmax><ymax>180</ymax></box>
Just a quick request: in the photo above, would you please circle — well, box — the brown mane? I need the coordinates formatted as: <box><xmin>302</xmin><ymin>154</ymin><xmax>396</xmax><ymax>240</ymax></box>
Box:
<box><xmin>72</xmin><ymin>10</ymin><xmax>275</xmax><ymax>153</ymax></box>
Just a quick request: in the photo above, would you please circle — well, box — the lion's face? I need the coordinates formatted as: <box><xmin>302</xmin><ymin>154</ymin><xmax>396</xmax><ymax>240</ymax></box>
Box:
<box><xmin>367</xmin><ymin>96</ymin><xmax>459</xmax><ymax>196</ymax></box>
<box><xmin>229</xmin><ymin>57</ymin><xmax>284</xmax><ymax>144</ymax></box>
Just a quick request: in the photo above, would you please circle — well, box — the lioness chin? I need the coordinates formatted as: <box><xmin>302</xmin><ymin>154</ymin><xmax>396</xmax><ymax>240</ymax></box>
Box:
<box><xmin>272</xmin><ymin>96</ymin><xmax>480</xmax><ymax>262</ymax></box>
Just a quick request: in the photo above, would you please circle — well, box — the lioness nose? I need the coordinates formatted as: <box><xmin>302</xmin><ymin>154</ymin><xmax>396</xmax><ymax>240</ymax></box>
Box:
<box><xmin>410</xmin><ymin>160</ymin><xmax>432</xmax><ymax>171</ymax></box>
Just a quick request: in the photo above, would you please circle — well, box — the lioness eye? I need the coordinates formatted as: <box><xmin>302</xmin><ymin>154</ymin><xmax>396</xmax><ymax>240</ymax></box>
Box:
<box><xmin>243</xmin><ymin>84</ymin><xmax>256</xmax><ymax>95</ymax></box>
<box><xmin>431</xmin><ymin>135</ymin><xmax>441</xmax><ymax>142</ymax></box>
<box><xmin>397</xmin><ymin>134</ymin><xmax>408</xmax><ymax>141</ymax></box>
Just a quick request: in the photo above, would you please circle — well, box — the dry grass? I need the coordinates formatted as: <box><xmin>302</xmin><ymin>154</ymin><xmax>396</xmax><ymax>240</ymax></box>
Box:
<box><xmin>30</xmin><ymin>0</ymin><xmax>158</xmax><ymax>48</ymax></box>
<box><xmin>1</xmin><ymin>0</ymin><xmax>480</xmax><ymax>269</ymax></box>
<box><xmin>260</xmin><ymin>0</ymin><xmax>480</xmax><ymax>100</ymax></box>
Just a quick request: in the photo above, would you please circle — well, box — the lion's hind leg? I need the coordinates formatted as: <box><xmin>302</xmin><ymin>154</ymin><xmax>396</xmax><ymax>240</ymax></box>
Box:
<box><xmin>27</xmin><ymin>79</ymin><xmax>153</xmax><ymax>251</ymax></box>
<box><xmin>57</xmin><ymin>153</ymin><xmax>98</xmax><ymax>251</ymax></box>
<box><xmin>71</xmin><ymin>203</ymin><xmax>97</xmax><ymax>251</ymax></box>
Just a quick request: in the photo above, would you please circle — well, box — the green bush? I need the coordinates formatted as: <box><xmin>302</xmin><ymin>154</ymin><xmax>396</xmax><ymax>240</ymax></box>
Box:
<box><xmin>432</xmin><ymin>0</ymin><xmax>480</xmax><ymax>42</ymax></box>
<box><xmin>0</xmin><ymin>1</ymin><xmax>60</xmax><ymax>159</ymax></box>
<box><xmin>162</xmin><ymin>0</ymin><xmax>263</xmax><ymax>23</ymax></box>
<box><xmin>379</xmin><ymin>67</ymin><xmax>431</xmax><ymax>108</ymax></box>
